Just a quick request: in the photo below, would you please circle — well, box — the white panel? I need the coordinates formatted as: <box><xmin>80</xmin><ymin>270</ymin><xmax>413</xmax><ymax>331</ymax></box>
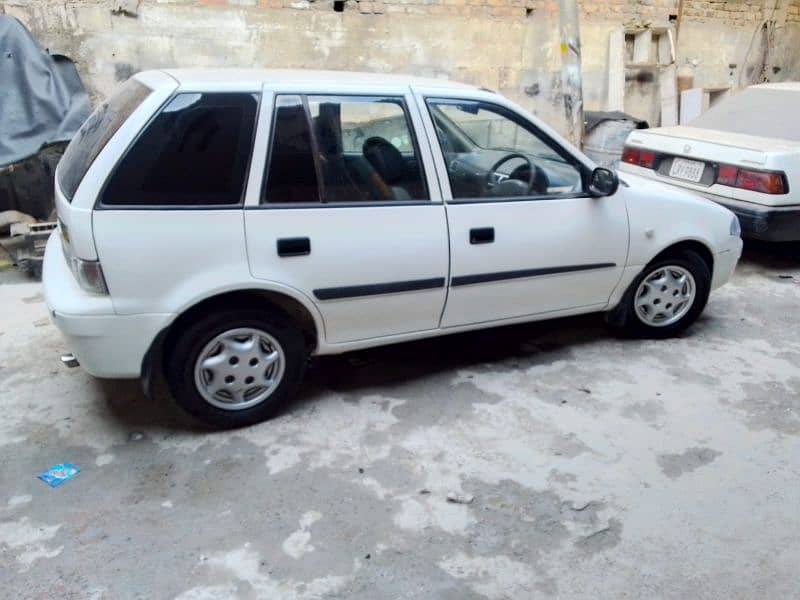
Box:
<box><xmin>632</xmin><ymin>30</ymin><xmax>652</xmax><ymax>64</ymax></box>
<box><xmin>607</xmin><ymin>29</ymin><xmax>625</xmax><ymax>112</ymax></box>
<box><xmin>657</xmin><ymin>30</ymin><xmax>675</xmax><ymax>65</ymax></box>
<box><xmin>659</xmin><ymin>64</ymin><xmax>679</xmax><ymax>127</ymax></box>
<box><xmin>93</xmin><ymin>210</ymin><xmax>252</xmax><ymax>315</ymax></box>
<box><xmin>679</xmin><ymin>87</ymin><xmax>705</xmax><ymax>124</ymax></box>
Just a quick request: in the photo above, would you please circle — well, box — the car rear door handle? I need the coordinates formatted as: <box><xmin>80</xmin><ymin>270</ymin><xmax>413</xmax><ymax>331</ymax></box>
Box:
<box><xmin>277</xmin><ymin>237</ymin><xmax>310</xmax><ymax>257</ymax></box>
<box><xmin>470</xmin><ymin>227</ymin><xmax>494</xmax><ymax>244</ymax></box>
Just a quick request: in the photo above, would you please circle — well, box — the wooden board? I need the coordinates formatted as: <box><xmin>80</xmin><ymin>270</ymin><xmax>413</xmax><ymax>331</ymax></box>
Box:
<box><xmin>658</xmin><ymin>29</ymin><xmax>675</xmax><ymax>65</ymax></box>
<box><xmin>659</xmin><ymin>64</ymin><xmax>678</xmax><ymax>127</ymax></box>
<box><xmin>632</xmin><ymin>29</ymin><xmax>652</xmax><ymax>64</ymax></box>
<box><xmin>607</xmin><ymin>29</ymin><xmax>625</xmax><ymax>111</ymax></box>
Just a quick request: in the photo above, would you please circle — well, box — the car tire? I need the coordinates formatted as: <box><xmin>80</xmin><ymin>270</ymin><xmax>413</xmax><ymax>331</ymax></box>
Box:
<box><xmin>606</xmin><ymin>249</ymin><xmax>711</xmax><ymax>338</ymax></box>
<box><xmin>165</xmin><ymin>308</ymin><xmax>306</xmax><ymax>428</ymax></box>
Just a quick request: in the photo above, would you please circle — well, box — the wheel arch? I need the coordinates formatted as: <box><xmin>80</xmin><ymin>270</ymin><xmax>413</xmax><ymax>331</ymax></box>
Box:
<box><xmin>140</xmin><ymin>286</ymin><xmax>323</xmax><ymax>397</ymax></box>
<box><xmin>648</xmin><ymin>238</ymin><xmax>714</xmax><ymax>275</ymax></box>
<box><xmin>606</xmin><ymin>237</ymin><xmax>715</xmax><ymax>322</ymax></box>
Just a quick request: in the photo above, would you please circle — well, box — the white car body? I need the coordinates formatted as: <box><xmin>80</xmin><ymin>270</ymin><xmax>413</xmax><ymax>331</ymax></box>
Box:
<box><xmin>620</xmin><ymin>82</ymin><xmax>800</xmax><ymax>241</ymax></box>
<box><xmin>44</xmin><ymin>69</ymin><xmax>742</xmax><ymax>387</ymax></box>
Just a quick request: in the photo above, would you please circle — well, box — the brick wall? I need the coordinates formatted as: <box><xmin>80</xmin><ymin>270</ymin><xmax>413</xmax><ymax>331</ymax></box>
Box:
<box><xmin>3</xmin><ymin>0</ymin><xmax>798</xmax><ymax>135</ymax></box>
<box><xmin>682</xmin><ymin>0</ymin><xmax>764</xmax><ymax>24</ymax></box>
<box><xmin>787</xmin><ymin>0</ymin><xmax>800</xmax><ymax>22</ymax></box>
<box><xmin>245</xmin><ymin>0</ymin><xmax>795</xmax><ymax>23</ymax></box>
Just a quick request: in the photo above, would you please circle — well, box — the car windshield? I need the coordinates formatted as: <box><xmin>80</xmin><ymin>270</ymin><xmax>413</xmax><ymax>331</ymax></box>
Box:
<box><xmin>689</xmin><ymin>87</ymin><xmax>800</xmax><ymax>142</ymax></box>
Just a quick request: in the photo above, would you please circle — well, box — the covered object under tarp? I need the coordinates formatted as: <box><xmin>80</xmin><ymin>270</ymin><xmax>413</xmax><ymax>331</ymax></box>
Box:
<box><xmin>0</xmin><ymin>15</ymin><xmax>90</xmax><ymax>167</ymax></box>
<box><xmin>0</xmin><ymin>15</ymin><xmax>91</xmax><ymax>219</ymax></box>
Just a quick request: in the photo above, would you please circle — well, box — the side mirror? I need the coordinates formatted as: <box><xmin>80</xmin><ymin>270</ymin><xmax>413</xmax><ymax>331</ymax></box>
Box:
<box><xmin>588</xmin><ymin>167</ymin><xmax>619</xmax><ymax>197</ymax></box>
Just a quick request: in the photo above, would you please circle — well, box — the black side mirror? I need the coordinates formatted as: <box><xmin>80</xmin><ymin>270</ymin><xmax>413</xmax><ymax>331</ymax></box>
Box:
<box><xmin>588</xmin><ymin>167</ymin><xmax>619</xmax><ymax>197</ymax></box>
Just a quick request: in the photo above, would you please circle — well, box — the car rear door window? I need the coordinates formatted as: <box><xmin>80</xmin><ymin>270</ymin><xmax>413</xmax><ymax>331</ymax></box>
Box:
<box><xmin>262</xmin><ymin>94</ymin><xmax>428</xmax><ymax>204</ymax></box>
<box><xmin>58</xmin><ymin>78</ymin><xmax>152</xmax><ymax>202</ymax></box>
<box><xmin>101</xmin><ymin>92</ymin><xmax>258</xmax><ymax>206</ymax></box>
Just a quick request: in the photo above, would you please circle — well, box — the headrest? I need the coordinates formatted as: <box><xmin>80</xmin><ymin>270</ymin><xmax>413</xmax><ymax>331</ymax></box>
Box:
<box><xmin>362</xmin><ymin>137</ymin><xmax>405</xmax><ymax>184</ymax></box>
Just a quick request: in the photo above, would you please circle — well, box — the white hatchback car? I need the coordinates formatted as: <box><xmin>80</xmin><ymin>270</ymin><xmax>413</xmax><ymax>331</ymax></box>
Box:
<box><xmin>44</xmin><ymin>69</ymin><xmax>742</xmax><ymax>427</ymax></box>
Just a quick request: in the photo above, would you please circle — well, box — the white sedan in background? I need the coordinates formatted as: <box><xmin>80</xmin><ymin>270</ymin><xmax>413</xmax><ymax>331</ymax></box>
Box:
<box><xmin>620</xmin><ymin>82</ymin><xmax>800</xmax><ymax>241</ymax></box>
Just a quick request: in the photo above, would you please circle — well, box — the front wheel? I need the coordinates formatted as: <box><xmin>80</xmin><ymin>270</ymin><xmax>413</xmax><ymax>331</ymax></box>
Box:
<box><xmin>165</xmin><ymin>309</ymin><xmax>306</xmax><ymax>428</ymax></box>
<box><xmin>607</xmin><ymin>250</ymin><xmax>711</xmax><ymax>338</ymax></box>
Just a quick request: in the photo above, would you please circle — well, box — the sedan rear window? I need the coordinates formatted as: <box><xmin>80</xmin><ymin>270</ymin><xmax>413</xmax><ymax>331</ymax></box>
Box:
<box><xmin>690</xmin><ymin>88</ymin><xmax>800</xmax><ymax>141</ymax></box>
<box><xmin>58</xmin><ymin>78</ymin><xmax>152</xmax><ymax>202</ymax></box>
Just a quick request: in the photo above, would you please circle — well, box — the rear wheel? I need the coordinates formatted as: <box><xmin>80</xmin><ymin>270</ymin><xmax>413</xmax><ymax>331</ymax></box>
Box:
<box><xmin>607</xmin><ymin>249</ymin><xmax>711</xmax><ymax>338</ymax></box>
<box><xmin>165</xmin><ymin>309</ymin><xmax>306</xmax><ymax>428</ymax></box>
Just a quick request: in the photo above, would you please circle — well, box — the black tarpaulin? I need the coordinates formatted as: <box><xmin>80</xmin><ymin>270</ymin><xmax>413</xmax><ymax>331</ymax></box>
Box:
<box><xmin>0</xmin><ymin>15</ymin><xmax>91</xmax><ymax>167</ymax></box>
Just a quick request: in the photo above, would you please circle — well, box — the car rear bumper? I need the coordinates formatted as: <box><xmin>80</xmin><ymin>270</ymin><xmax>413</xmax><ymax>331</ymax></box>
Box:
<box><xmin>712</xmin><ymin>200</ymin><xmax>800</xmax><ymax>242</ymax></box>
<box><xmin>43</xmin><ymin>233</ymin><xmax>171</xmax><ymax>378</ymax></box>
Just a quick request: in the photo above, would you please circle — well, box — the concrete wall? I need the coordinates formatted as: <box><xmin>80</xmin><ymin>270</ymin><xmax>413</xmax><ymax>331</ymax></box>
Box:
<box><xmin>3</xmin><ymin>0</ymin><xmax>799</xmax><ymax>136</ymax></box>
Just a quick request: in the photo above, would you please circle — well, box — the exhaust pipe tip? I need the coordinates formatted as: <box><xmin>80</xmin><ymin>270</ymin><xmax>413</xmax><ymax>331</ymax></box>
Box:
<box><xmin>60</xmin><ymin>353</ymin><xmax>79</xmax><ymax>368</ymax></box>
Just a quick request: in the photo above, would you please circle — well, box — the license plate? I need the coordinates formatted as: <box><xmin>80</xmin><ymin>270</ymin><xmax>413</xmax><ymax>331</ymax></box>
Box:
<box><xmin>669</xmin><ymin>158</ymin><xmax>705</xmax><ymax>183</ymax></box>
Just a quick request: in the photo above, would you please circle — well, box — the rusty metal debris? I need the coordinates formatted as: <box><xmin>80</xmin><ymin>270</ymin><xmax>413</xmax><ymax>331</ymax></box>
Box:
<box><xmin>1</xmin><ymin>214</ymin><xmax>56</xmax><ymax>277</ymax></box>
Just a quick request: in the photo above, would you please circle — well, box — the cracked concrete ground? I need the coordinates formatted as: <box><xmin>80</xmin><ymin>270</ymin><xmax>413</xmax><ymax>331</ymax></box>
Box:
<box><xmin>1</xmin><ymin>242</ymin><xmax>800</xmax><ymax>599</ymax></box>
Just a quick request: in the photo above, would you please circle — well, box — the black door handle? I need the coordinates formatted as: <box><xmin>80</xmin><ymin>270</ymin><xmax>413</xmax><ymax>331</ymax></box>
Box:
<box><xmin>277</xmin><ymin>237</ymin><xmax>310</xmax><ymax>257</ymax></box>
<box><xmin>470</xmin><ymin>227</ymin><xmax>494</xmax><ymax>244</ymax></box>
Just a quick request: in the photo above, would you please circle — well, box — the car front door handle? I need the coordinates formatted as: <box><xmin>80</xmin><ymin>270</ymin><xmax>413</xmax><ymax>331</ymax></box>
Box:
<box><xmin>470</xmin><ymin>227</ymin><xmax>495</xmax><ymax>244</ymax></box>
<box><xmin>277</xmin><ymin>237</ymin><xmax>311</xmax><ymax>257</ymax></box>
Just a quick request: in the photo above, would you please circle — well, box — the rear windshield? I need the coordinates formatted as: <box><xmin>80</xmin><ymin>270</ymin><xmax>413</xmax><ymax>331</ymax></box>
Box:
<box><xmin>57</xmin><ymin>78</ymin><xmax>152</xmax><ymax>201</ymax></box>
<box><xmin>690</xmin><ymin>88</ymin><xmax>800</xmax><ymax>142</ymax></box>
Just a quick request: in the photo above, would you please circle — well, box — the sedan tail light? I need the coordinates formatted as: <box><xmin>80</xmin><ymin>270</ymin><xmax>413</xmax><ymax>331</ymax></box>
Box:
<box><xmin>639</xmin><ymin>150</ymin><xmax>655</xmax><ymax>169</ymax></box>
<box><xmin>715</xmin><ymin>164</ymin><xmax>787</xmax><ymax>194</ymax></box>
<box><xmin>621</xmin><ymin>145</ymin><xmax>657</xmax><ymax>169</ymax></box>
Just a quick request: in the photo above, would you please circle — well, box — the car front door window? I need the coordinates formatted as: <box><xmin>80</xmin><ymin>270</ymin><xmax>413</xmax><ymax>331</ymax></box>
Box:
<box><xmin>427</xmin><ymin>99</ymin><xmax>583</xmax><ymax>200</ymax></box>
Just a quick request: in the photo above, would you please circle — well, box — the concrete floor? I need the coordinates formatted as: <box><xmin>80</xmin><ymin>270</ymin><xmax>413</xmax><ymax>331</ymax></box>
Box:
<box><xmin>1</xmin><ymin>243</ymin><xmax>799</xmax><ymax>599</ymax></box>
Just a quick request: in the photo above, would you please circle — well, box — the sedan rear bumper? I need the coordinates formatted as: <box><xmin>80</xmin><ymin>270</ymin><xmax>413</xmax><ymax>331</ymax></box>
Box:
<box><xmin>713</xmin><ymin>200</ymin><xmax>800</xmax><ymax>242</ymax></box>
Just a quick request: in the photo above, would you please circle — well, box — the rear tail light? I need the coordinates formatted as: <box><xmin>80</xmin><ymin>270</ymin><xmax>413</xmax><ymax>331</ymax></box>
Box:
<box><xmin>621</xmin><ymin>146</ymin><xmax>640</xmax><ymax>165</ymax></box>
<box><xmin>621</xmin><ymin>145</ymin><xmax>656</xmax><ymax>169</ymax></box>
<box><xmin>60</xmin><ymin>227</ymin><xmax>108</xmax><ymax>295</ymax></box>
<box><xmin>639</xmin><ymin>150</ymin><xmax>655</xmax><ymax>169</ymax></box>
<box><xmin>717</xmin><ymin>164</ymin><xmax>738</xmax><ymax>187</ymax></box>
<box><xmin>71</xmin><ymin>259</ymin><xmax>109</xmax><ymax>295</ymax></box>
<box><xmin>716</xmin><ymin>164</ymin><xmax>786</xmax><ymax>194</ymax></box>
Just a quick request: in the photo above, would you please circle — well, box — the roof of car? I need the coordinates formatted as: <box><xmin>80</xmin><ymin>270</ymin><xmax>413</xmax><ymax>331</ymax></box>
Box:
<box><xmin>160</xmin><ymin>68</ymin><xmax>478</xmax><ymax>90</ymax></box>
<box><xmin>751</xmin><ymin>81</ymin><xmax>800</xmax><ymax>91</ymax></box>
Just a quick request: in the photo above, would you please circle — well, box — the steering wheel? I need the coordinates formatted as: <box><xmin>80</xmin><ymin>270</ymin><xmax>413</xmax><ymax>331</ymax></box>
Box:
<box><xmin>487</xmin><ymin>153</ymin><xmax>535</xmax><ymax>193</ymax></box>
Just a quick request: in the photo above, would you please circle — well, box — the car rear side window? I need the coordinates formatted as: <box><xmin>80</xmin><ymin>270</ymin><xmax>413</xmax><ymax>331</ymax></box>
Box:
<box><xmin>262</xmin><ymin>94</ymin><xmax>428</xmax><ymax>204</ymax></box>
<box><xmin>101</xmin><ymin>92</ymin><xmax>258</xmax><ymax>206</ymax></box>
<box><xmin>58</xmin><ymin>78</ymin><xmax>152</xmax><ymax>202</ymax></box>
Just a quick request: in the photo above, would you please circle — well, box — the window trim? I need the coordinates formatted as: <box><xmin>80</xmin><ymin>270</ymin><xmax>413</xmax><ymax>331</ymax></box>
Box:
<box><xmin>301</xmin><ymin>95</ymin><xmax>327</xmax><ymax>204</ymax></box>
<box><xmin>425</xmin><ymin>97</ymin><xmax>592</xmax><ymax>204</ymax></box>
<box><xmin>95</xmin><ymin>91</ymin><xmax>261</xmax><ymax>210</ymax></box>
<box><xmin>260</xmin><ymin>92</ymin><xmax>432</xmax><ymax>207</ymax></box>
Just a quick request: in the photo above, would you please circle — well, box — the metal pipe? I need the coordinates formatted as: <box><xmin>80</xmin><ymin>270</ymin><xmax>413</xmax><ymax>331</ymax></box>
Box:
<box><xmin>60</xmin><ymin>353</ymin><xmax>79</xmax><ymax>368</ymax></box>
<box><xmin>557</xmin><ymin>0</ymin><xmax>584</xmax><ymax>149</ymax></box>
